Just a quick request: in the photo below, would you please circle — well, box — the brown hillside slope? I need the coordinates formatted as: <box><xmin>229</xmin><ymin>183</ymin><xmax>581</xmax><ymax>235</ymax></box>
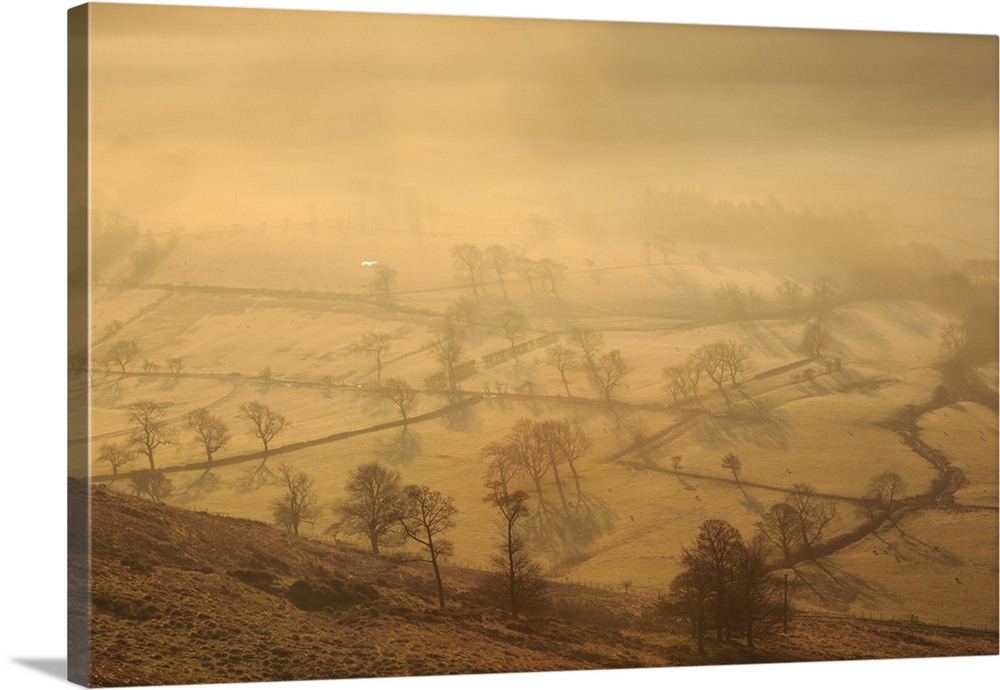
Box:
<box><xmin>74</xmin><ymin>479</ymin><xmax>997</xmax><ymax>687</ymax></box>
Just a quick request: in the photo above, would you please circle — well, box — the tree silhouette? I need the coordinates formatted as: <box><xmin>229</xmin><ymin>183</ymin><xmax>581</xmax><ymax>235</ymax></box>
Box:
<box><xmin>187</xmin><ymin>407</ymin><xmax>230</xmax><ymax>465</ymax></box>
<box><xmin>337</xmin><ymin>461</ymin><xmax>403</xmax><ymax>555</ymax></box>
<box><xmin>394</xmin><ymin>484</ymin><xmax>458</xmax><ymax>609</ymax></box>
<box><xmin>107</xmin><ymin>339</ymin><xmax>140</xmax><ymax>373</ymax></box>
<box><xmin>483</xmin><ymin>482</ymin><xmax>547</xmax><ymax>617</ymax></box>
<box><xmin>240</xmin><ymin>400</ymin><xmax>287</xmax><ymax>480</ymax></box>
<box><xmin>272</xmin><ymin>463</ymin><xmax>319</xmax><ymax>536</ymax></box>
<box><xmin>124</xmin><ymin>400</ymin><xmax>172</xmax><ymax>472</ymax></box>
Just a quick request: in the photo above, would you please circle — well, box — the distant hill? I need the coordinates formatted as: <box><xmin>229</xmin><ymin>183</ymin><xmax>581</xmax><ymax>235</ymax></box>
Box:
<box><xmin>71</xmin><ymin>479</ymin><xmax>998</xmax><ymax>687</ymax></box>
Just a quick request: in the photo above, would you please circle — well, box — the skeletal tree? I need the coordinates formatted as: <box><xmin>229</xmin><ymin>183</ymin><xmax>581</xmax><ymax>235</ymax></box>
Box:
<box><xmin>124</xmin><ymin>400</ymin><xmax>173</xmax><ymax>472</ymax></box>
<box><xmin>682</xmin><ymin>519</ymin><xmax>746</xmax><ymax>643</ymax></box>
<box><xmin>786</xmin><ymin>484</ymin><xmax>836</xmax><ymax>551</ymax></box>
<box><xmin>721</xmin><ymin>453</ymin><xmax>742</xmax><ymax>486</ymax></box>
<box><xmin>482</xmin><ymin>440</ymin><xmax>521</xmax><ymax>498</ymax></box>
<box><xmin>272</xmin><ymin>463</ymin><xmax>319</xmax><ymax>536</ymax></box>
<box><xmin>594</xmin><ymin>348</ymin><xmax>629</xmax><ymax>402</ymax></box>
<box><xmin>810</xmin><ymin>275</ymin><xmax>840</xmax><ymax>313</ymax></box>
<box><xmin>799</xmin><ymin>320</ymin><xmax>829</xmax><ymax>358</ymax></box>
<box><xmin>734</xmin><ymin>533</ymin><xmax>781</xmax><ymax>650</ymax></box>
<box><xmin>483</xmin><ymin>482</ymin><xmax>547</xmax><ymax>617</ymax></box>
<box><xmin>394</xmin><ymin>484</ymin><xmax>458</xmax><ymax>609</ymax></box>
<box><xmin>775</xmin><ymin>277</ymin><xmax>804</xmax><ymax>313</ymax></box>
<box><xmin>545</xmin><ymin>344</ymin><xmax>577</xmax><ymax>396</ymax></box>
<box><xmin>863</xmin><ymin>471</ymin><xmax>905</xmax><ymax>524</ymax></box>
<box><xmin>721</xmin><ymin>341</ymin><xmax>754</xmax><ymax>386</ymax></box>
<box><xmin>380</xmin><ymin>377</ymin><xmax>418</xmax><ymax>423</ymax></box>
<box><xmin>570</xmin><ymin>328</ymin><xmax>603</xmax><ymax>379</ymax></box>
<box><xmin>534</xmin><ymin>257</ymin><xmax>566</xmax><ymax>296</ymax></box>
<box><xmin>545</xmin><ymin>419</ymin><xmax>591</xmax><ymax>505</ymax></box>
<box><xmin>755</xmin><ymin>502</ymin><xmax>801</xmax><ymax>563</ymax></box>
<box><xmin>429</xmin><ymin>320</ymin><xmax>466</xmax><ymax>392</ymax></box>
<box><xmin>107</xmin><ymin>339</ymin><xmax>140</xmax><ymax>373</ymax></box>
<box><xmin>693</xmin><ymin>342</ymin><xmax>728</xmax><ymax>394</ymax></box>
<box><xmin>358</xmin><ymin>331</ymin><xmax>392</xmax><ymax>386</ymax></box>
<box><xmin>507</xmin><ymin>418</ymin><xmax>551</xmax><ymax>502</ymax></box>
<box><xmin>663</xmin><ymin>363</ymin><xmax>691</xmax><ymax>403</ymax></box>
<box><xmin>240</xmin><ymin>400</ymin><xmax>287</xmax><ymax>479</ymax></box>
<box><xmin>498</xmin><ymin>308</ymin><xmax>528</xmax><ymax>364</ymax></box>
<box><xmin>337</xmin><ymin>461</ymin><xmax>403</xmax><ymax>555</ymax></box>
<box><xmin>940</xmin><ymin>321</ymin><xmax>968</xmax><ymax>361</ymax></box>
<box><xmin>97</xmin><ymin>442</ymin><xmax>134</xmax><ymax>478</ymax></box>
<box><xmin>186</xmin><ymin>407</ymin><xmax>230</xmax><ymax>465</ymax></box>
<box><xmin>484</xmin><ymin>244</ymin><xmax>512</xmax><ymax>298</ymax></box>
<box><xmin>450</xmin><ymin>243</ymin><xmax>483</xmax><ymax>301</ymax></box>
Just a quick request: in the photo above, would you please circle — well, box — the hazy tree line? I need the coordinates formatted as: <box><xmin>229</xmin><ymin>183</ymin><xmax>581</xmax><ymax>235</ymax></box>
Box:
<box><xmin>97</xmin><ymin>398</ymin><xmax>287</xmax><ymax>499</ymax></box>
<box><xmin>323</xmin><ymin>460</ymin><xmax>546</xmax><ymax>615</ymax></box>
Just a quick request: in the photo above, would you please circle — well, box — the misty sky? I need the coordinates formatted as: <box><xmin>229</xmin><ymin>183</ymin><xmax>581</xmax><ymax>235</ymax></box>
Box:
<box><xmin>88</xmin><ymin>4</ymin><xmax>998</xmax><ymax>256</ymax></box>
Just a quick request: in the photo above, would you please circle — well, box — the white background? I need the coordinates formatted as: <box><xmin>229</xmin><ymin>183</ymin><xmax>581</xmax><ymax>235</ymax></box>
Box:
<box><xmin>1</xmin><ymin>1</ymin><xmax>997</xmax><ymax>689</ymax></box>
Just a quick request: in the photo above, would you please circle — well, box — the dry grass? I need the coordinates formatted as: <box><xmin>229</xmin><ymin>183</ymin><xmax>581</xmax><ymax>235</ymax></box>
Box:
<box><xmin>77</xmin><ymin>479</ymin><xmax>996</xmax><ymax>687</ymax></box>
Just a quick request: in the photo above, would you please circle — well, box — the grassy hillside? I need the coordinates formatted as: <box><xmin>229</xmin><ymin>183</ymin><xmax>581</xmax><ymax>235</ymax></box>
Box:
<box><xmin>76</xmin><ymin>479</ymin><xmax>997</xmax><ymax>687</ymax></box>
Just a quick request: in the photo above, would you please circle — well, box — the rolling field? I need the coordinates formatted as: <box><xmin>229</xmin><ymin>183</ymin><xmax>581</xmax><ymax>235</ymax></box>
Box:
<box><xmin>79</xmin><ymin>225</ymin><xmax>999</xmax><ymax>631</ymax></box>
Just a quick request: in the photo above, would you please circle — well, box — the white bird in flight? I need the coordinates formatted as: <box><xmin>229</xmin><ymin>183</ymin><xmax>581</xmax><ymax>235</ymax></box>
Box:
<box><xmin>361</xmin><ymin>260</ymin><xmax>379</xmax><ymax>266</ymax></box>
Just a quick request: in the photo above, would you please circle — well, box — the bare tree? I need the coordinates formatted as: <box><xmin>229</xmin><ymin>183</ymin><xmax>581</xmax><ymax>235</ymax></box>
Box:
<box><xmin>507</xmin><ymin>418</ymin><xmax>551</xmax><ymax>501</ymax></box>
<box><xmin>498</xmin><ymin>308</ymin><xmax>528</xmax><ymax>364</ymax></box>
<box><xmin>450</xmin><ymin>243</ymin><xmax>483</xmax><ymax>301</ymax></box>
<box><xmin>786</xmin><ymin>484</ymin><xmax>836</xmax><ymax>551</ymax></box>
<box><xmin>940</xmin><ymin>321</ymin><xmax>968</xmax><ymax>361</ymax></box>
<box><xmin>545</xmin><ymin>344</ymin><xmax>577</xmax><ymax>396</ymax></box>
<box><xmin>272</xmin><ymin>463</ymin><xmax>319</xmax><ymax>536</ymax></box>
<box><xmin>358</xmin><ymin>331</ymin><xmax>392</xmax><ymax>386</ymax></box>
<box><xmin>735</xmin><ymin>534</ymin><xmax>781</xmax><ymax>650</ymax></box>
<box><xmin>663</xmin><ymin>363</ymin><xmax>690</xmax><ymax>403</ymax></box>
<box><xmin>380</xmin><ymin>377</ymin><xmax>418</xmax><ymax>422</ymax></box>
<box><xmin>721</xmin><ymin>453</ymin><xmax>742</xmax><ymax>486</ymax></box>
<box><xmin>187</xmin><ymin>407</ymin><xmax>230</xmax><ymax>465</ymax></box>
<box><xmin>429</xmin><ymin>320</ymin><xmax>466</xmax><ymax>392</ymax></box>
<box><xmin>107</xmin><ymin>339</ymin><xmax>140</xmax><ymax>373</ymax></box>
<box><xmin>775</xmin><ymin>277</ymin><xmax>804</xmax><ymax>314</ymax></box>
<box><xmin>755</xmin><ymin>502</ymin><xmax>801</xmax><ymax>563</ymax></box>
<box><xmin>692</xmin><ymin>342</ymin><xmax>728</xmax><ymax>394</ymax></box>
<box><xmin>570</xmin><ymin>328</ymin><xmax>603</xmax><ymax>380</ymax></box>
<box><xmin>97</xmin><ymin>442</ymin><xmax>134</xmax><ymax>477</ymax></box>
<box><xmin>721</xmin><ymin>341</ymin><xmax>754</xmax><ymax>386</ymax></box>
<box><xmin>535</xmin><ymin>257</ymin><xmax>566</xmax><ymax>296</ymax></box>
<box><xmin>124</xmin><ymin>400</ymin><xmax>172</xmax><ymax>471</ymax></box>
<box><xmin>864</xmin><ymin>471</ymin><xmax>906</xmax><ymax>524</ymax></box>
<box><xmin>545</xmin><ymin>419</ymin><xmax>591</xmax><ymax>505</ymax></box>
<box><xmin>394</xmin><ymin>484</ymin><xmax>458</xmax><ymax>609</ymax></box>
<box><xmin>240</xmin><ymin>400</ymin><xmax>287</xmax><ymax>479</ymax></box>
<box><xmin>337</xmin><ymin>461</ymin><xmax>403</xmax><ymax>555</ymax></box>
<box><xmin>166</xmin><ymin>357</ymin><xmax>184</xmax><ymax>375</ymax></box>
<box><xmin>799</xmin><ymin>320</ymin><xmax>829</xmax><ymax>358</ymax></box>
<box><xmin>594</xmin><ymin>348</ymin><xmax>629</xmax><ymax>402</ymax></box>
<box><xmin>482</xmin><ymin>440</ymin><xmax>521</xmax><ymax>497</ymax></box>
<box><xmin>483</xmin><ymin>482</ymin><xmax>547</xmax><ymax>617</ymax></box>
<box><xmin>484</xmin><ymin>244</ymin><xmax>511</xmax><ymax>297</ymax></box>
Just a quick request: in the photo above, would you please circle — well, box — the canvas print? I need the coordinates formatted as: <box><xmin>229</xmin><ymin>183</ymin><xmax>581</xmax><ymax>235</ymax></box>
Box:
<box><xmin>67</xmin><ymin>3</ymin><xmax>999</xmax><ymax>687</ymax></box>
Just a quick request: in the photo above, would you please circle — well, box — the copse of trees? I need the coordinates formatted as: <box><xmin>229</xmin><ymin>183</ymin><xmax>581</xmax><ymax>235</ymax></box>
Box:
<box><xmin>663</xmin><ymin>340</ymin><xmax>754</xmax><ymax>404</ymax></box>
<box><xmin>665</xmin><ymin>519</ymin><xmax>782</xmax><ymax>653</ymax></box>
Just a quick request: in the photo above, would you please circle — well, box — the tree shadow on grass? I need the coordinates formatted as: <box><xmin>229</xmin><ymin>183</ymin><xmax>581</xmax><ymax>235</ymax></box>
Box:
<box><xmin>792</xmin><ymin>557</ymin><xmax>899</xmax><ymax>612</ymax></box>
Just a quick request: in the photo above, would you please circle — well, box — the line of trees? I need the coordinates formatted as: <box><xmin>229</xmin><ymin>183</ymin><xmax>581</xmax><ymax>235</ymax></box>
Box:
<box><xmin>662</xmin><ymin>339</ymin><xmax>754</xmax><ymax>403</ymax></box>
<box><xmin>96</xmin><ymin>398</ymin><xmax>288</xmax><ymax>499</ymax></box>
<box><xmin>331</xmin><ymin>460</ymin><xmax>543</xmax><ymax>614</ymax></box>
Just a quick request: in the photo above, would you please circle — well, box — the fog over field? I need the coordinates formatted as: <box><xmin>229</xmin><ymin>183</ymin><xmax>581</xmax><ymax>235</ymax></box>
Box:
<box><xmin>71</xmin><ymin>3</ymin><xmax>998</xmax><ymax>670</ymax></box>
